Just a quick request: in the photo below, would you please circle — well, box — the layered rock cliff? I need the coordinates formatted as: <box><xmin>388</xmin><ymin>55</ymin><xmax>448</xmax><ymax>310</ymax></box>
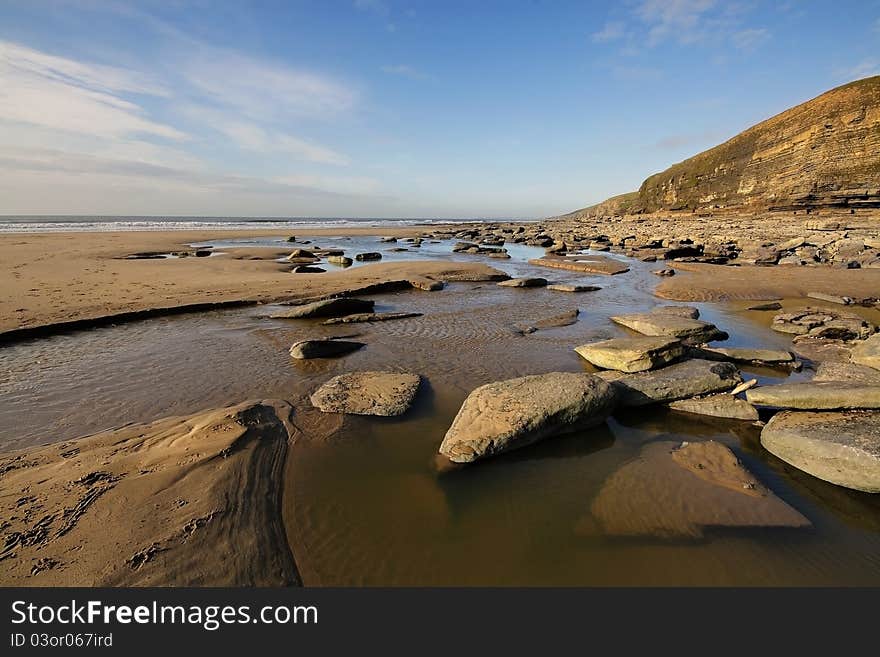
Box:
<box><xmin>566</xmin><ymin>76</ymin><xmax>880</xmax><ymax>217</ymax></box>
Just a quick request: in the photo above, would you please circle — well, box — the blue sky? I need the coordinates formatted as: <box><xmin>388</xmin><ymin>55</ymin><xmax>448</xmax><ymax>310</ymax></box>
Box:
<box><xmin>0</xmin><ymin>1</ymin><xmax>878</xmax><ymax>218</ymax></box>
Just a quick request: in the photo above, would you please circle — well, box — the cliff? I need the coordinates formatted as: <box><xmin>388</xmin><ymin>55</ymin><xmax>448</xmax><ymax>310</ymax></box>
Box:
<box><xmin>566</xmin><ymin>76</ymin><xmax>880</xmax><ymax>217</ymax></box>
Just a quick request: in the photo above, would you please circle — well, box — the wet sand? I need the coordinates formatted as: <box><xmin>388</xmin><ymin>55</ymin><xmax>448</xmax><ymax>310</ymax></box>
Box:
<box><xmin>0</xmin><ymin>227</ymin><xmax>500</xmax><ymax>337</ymax></box>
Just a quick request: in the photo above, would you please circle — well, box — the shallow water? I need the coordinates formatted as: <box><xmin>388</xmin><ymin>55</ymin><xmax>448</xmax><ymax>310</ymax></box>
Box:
<box><xmin>2</xmin><ymin>238</ymin><xmax>879</xmax><ymax>585</ymax></box>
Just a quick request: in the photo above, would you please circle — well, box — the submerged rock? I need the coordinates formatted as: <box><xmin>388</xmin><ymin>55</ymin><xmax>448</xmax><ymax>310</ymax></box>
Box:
<box><xmin>310</xmin><ymin>371</ymin><xmax>421</xmax><ymax>416</ymax></box>
<box><xmin>761</xmin><ymin>411</ymin><xmax>880</xmax><ymax>492</ymax></box>
<box><xmin>517</xmin><ymin>309</ymin><xmax>579</xmax><ymax>333</ymax></box>
<box><xmin>747</xmin><ymin>301</ymin><xmax>783</xmax><ymax>311</ymax></box>
<box><xmin>322</xmin><ymin>312</ymin><xmax>422</xmax><ymax>325</ymax></box>
<box><xmin>272</xmin><ymin>297</ymin><xmax>374</xmax><ymax>319</ymax></box>
<box><xmin>438</xmin><ymin>372</ymin><xmax>616</xmax><ymax>464</ymax></box>
<box><xmin>747</xmin><ymin>382</ymin><xmax>880</xmax><ymax>410</ymax></box>
<box><xmin>669</xmin><ymin>394</ymin><xmax>759</xmax><ymax>421</ymax></box>
<box><xmin>546</xmin><ymin>284</ymin><xmax>601</xmax><ymax>293</ymax></box>
<box><xmin>496</xmin><ymin>277</ymin><xmax>548</xmax><ymax>288</ymax></box>
<box><xmin>586</xmin><ymin>441</ymin><xmax>810</xmax><ymax>538</ymax></box>
<box><xmin>597</xmin><ymin>359</ymin><xmax>742</xmax><ymax>406</ymax></box>
<box><xmin>289</xmin><ymin>339</ymin><xmax>365</xmax><ymax>359</ymax></box>
<box><xmin>698</xmin><ymin>346</ymin><xmax>794</xmax><ymax>365</ymax></box>
<box><xmin>574</xmin><ymin>336</ymin><xmax>683</xmax><ymax>373</ymax></box>
<box><xmin>610</xmin><ymin>312</ymin><xmax>727</xmax><ymax>342</ymax></box>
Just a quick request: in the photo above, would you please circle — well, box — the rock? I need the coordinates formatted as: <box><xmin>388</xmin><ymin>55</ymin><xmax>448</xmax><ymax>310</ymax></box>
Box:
<box><xmin>287</xmin><ymin>248</ymin><xmax>317</xmax><ymax>261</ymax></box>
<box><xmin>286</xmin><ymin>235</ymin><xmax>297</xmax><ymax>242</ymax></box>
<box><xmin>574</xmin><ymin>336</ymin><xmax>683</xmax><ymax>373</ymax></box>
<box><xmin>654</xmin><ymin>268</ymin><xmax>675</xmax><ymax>276</ymax></box>
<box><xmin>291</xmin><ymin>265</ymin><xmax>326</xmax><ymax>273</ymax></box>
<box><xmin>322</xmin><ymin>312</ymin><xmax>422</xmax><ymax>325</ymax></box>
<box><xmin>313</xmin><ymin>249</ymin><xmax>344</xmax><ymax>256</ymax></box>
<box><xmin>746</xmin><ymin>382</ymin><xmax>880</xmax><ymax>409</ymax></box>
<box><xmin>310</xmin><ymin>372</ymin><xmax>421</xmax><ymax>416</ymax></box>
<box><xmin>747</xmin><ymin>301</ymin><xmax>783</xmax><ymax>311</ymax></box>
<box><xmin>379</xmin><ymin>236</ymin><xmax>397</xmax><ymax>242</ymax></box>
<box><xmin>289</xmin><ymin>339</ymin><xmax>365</xmax><ymax>359</ymax></box>
<box><xmin>529</xmin><ymin>256</ymin><xmax>629</xmax><ymax>275</ymax></box>
<box><xmin>496</xmin><ymin>277</ymin><xmax>548</xmax><ymax>288</ymax></box>
<box><xmin>586</xmin><ymin>441</ymin><xmax>810</xmax><ymax>538</ymax></box>
<box><xmin>438</xmin><ymin>372</ymin><xmax>616</xmax><ymax>464</ymax></box>
<box><xmin>597</xmin><ymin>359</ymin><xmax>742</xmax><ymax>406</ymax></box>
<box><xmin>610</xmin><ymin>312</ymin><xmax>727</xmax><ymax>342</ymax></box>
<box><xmin>408</xmin><ymin>277</ymin><xmax>445</xmax><ymax>291</ymax></box>
<box><xmin>814</xmin><ymin>361</ymin><xmax>880</xmax><ymax>384</ymax></box>
<box><xmin>669</xmin><ymin>394</ymin><xmax>759</xmax><ymax>420</ymax></box>
<box><xmin>271</xmin><ymin>297</ymin><xmax>374</xmax><ymax>319</ymax></box>
<box><xmin>327</xmin><ymin>255</ymin><xmax>353</xmax><ymax>267</ymax></box>
<box><xmin>546</xmin><ymin>284</ymin><xmax>601</xmax><ymax>293</ymax></box>
<box><xmin>355</xmin><ymin>252</ymin><xmax>382</xmax><ymax>261</ymax></box>
<box><xmin>772</xmin><ymin>307</ymin><xmax>876</xmax><ymax>340</ymax></box>
<box><xmin>699</xmin><ymin>346</ymin><xmax>794</xmax><ymax>364</ymax></box>
<box><xmin>852</xmin><ymin>334</ymin><xmax>880</xmax><ymax>370</ymax></box>
<box><xmin>806</xmin><ymin>291</ymin><xmax>852</xmax><ymax>305</ymax></box>
<box><xmin>761</xmin><ymin>411</ymin><xmax>880</xmax><ymax>492</ymax></box>
<box><xmin>194</xmin><ymin>250</ymin><xmax>212</xmax><ymax>257</ymax></box>
<box><xmin>652</xmin><ymin>305</ymin><xmax>700</xmax><ymax>319</ymax></box>
<box><xmin>730</xmin><ymin>379</ymin><xmax>758</xmax><ymax>395</ymax></box>
<box><xmin>517</xmin><ymin>309</ymin><xmax>579</xmax><ymax>333</ymax></box>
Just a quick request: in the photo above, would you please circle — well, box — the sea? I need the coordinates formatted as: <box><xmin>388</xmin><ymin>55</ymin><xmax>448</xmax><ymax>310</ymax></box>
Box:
<box><xmin>0</xmin><ymin>216</ymin><xmax>534</xmax><ymax>233</ymax></box>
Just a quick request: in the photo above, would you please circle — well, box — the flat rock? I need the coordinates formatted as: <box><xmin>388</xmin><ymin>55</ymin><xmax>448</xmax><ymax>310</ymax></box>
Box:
<box><xmin>529</xmin><ymin>255</ymin><xmax>630</xmax><ymax>275</ymax></box>
<box><xmin>496</xmin><ymin>277</ymin><xmax>548</xmax><ymax>288</ymax></box>
<box><xmin>438</xmin><ymin>372</ymin><xmax>616</xmax><ymax>464</ymax></box>
<box><xmin>852</xmin><ymin>334</ymin><xmax>880</xmax><ymax>370</ymax></box>
<box><xmin>327</xmin><ymin>255</ymin><xmax>353</xmax><ymax>266</ymax></box>
<box><xmin>747</xmin><ymin>301</ymin><xmax>783</xmax><ymax>311</ymax></box>
<box><xmin>546</xmin><ymin>284</ymin><xmax>601</xmax><ymax>293</ymax></box>
<box><xmin>814</xmin><ymin>361</ymin><xmax>880</xmax><ymax>384</ymax></box>
<box><xmin>291</xmin><ymin>265</ymin><xmax>326</xmax><ymax>273</ymax></box>
<box><xmin>310</xmin><ymin>371</ymin><xmax>421</xmax><ymax>416</ymax></box>
<box><xmin>355</xmin><ymin>252</ymin><xmax>382</xmax><ymax>261</ymax></box>
<box><xmin>761</xmin><ymin>411</ymin><xmax>880</xmax><ymax>492</ymax></box>
<box><xmin>806</xmin><ymin>291</ymin><xmax>852</xmax><ymax>305</ymax></box>
<box><xmin>289</xmin><ymin>339</ymin><xmax>365</xmax><ymax>359</ymax></box>
<box><xmin>287</xmin><ymin>248</ymin><xmax>317</xmax><ymax>261</ymax></box>
<box><xmin>747</xmin><ymin>382</ymin><xmax>880</xmax><ymax>409</ymax></box>
<box><xmin>610</xmin><ymin>312</ymin><xmax>727</xmax><ymax>342</ymax></box>
<box><xmin>574</xmin><ymin>336</ymin><xmax>683</xmax><ymax>373</ymax></box>
<box><xmin>596</xmin><ymin>359</ymin><xmax>742</xmax><ymax>406</ymax></box>
<box><xmin>700</xmin><ymin>346</ymin><xmax>794</xmax><ymax>364</ymax></box>
<box><xmin>517</xmin><ymin>309</ymin><xmax>579</xmax><ymax>334</ymax></box>
<box><xmin>669</xmin><ymin>394</ymin><xmax>759</xmax><ymax>420</ymax></box>
<box><xmin>322</xmin><ymin>312</ymin><xmax>422</xmax><ymax>325</ymax></box>
<box><xmin>652</xmin><ymin>306</ymin><xmax>700</xmax><ymax>319</ymax></box>
<box><xmin>272</xmin><ymin>297</ymin><xmax>374</xmax><ymax>319</ymax></box>
<box><xmin>586</xmin><ymin>441</ymin><xmax>810</xmax><ymax>538</ymax></box>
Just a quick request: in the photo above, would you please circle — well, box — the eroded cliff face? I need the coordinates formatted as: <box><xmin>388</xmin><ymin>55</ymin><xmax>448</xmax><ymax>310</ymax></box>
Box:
<box><xmin>638</xmin><ymin>77</ymin><xmax>880</xmax><ymax>212</ymax></box>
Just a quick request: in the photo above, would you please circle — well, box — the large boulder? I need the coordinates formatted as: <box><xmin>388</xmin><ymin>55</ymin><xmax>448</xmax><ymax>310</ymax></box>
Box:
<box><xmin>272</xmin><ymin>297</ymin><xmax>374</xmax><ymax>319</ymax></box>
<box><xmin>310</xmin><ymin>372</ymin><xmax>421</xmax><ymax>416</ymax></box>
<box><xmin>438</xmin><ymin>372</ymin><xmax>616</xmax><ymax>464</ymax></box>
<box><xmin>586</xmin><ymin>441</ymin><xmax>810</xmax><ymax>538</ymax></box>
<box><xmin>289</xmin><ymin>339</ymin><xmax>365</xmax><ymax>359</ymax></box>
<box><xmin>669</xmin><ymin>394</ymin><xmax>759</xmax><ymax>421</ymax></box>
<box><xmin>761</xmin><ymin>411</ymin><xmax>880</xmax><ymax>492</ymax></box>
<box><xmin>852</xmin><ymin>334</ymin><xmax>880</xmax><ymax>370</ymax></box>
<box><xmin>746</xmin><ymin>382</ymin><xmax>880</xmax><ymax>410</ymax></box>
<box><xmin>574</xmin><ymin>336</ymin><xmax>683</xmax><ymax>373</ymax></box>
<box><xmin>597</xmin><ymin>359</ymin><xmax>742</xmax><ymax>406</ymax></box>
<box><xmin>610</xmin><ymin>312</ymin><xmax>727</xmax><ymax>342</ymax></box>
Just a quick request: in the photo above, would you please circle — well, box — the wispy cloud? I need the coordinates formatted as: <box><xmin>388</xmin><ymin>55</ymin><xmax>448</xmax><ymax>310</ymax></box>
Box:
<box><xmin>380</xmin><ymin>64</ymin><xmax>424</xmax><ymax>79</ymax></box>
<box><xmin>638</xmin><ymin>0</ymin><xmax>716</xmax><ymax>46</ymax></box>
<box><xmin>591</xmin><ymin>21</ymin><xmax>626</xmax><ymax>43</ymax></box>
<box><xmin>354</xmin><ymin>0</ymin><xmax>389</xmax><ymax>14</ymax></box>
<box><xmin>180</xmin><ymin>47</ymin><xmax>357</xmax><ymax>122</ymax></box>
<box><xmin>838</xmin><ymin>58</ymin><xmax>880</xmax><ymax>81</ymax></box>
<box><xmin>0</xmin><ymin>40</ymin><xmax>184</xmax><ymax>140</ymax></box>
<box><xmin>731</xmin><ymin>27</ymin><xmax>770</xmax><ymax>51</ymax></box>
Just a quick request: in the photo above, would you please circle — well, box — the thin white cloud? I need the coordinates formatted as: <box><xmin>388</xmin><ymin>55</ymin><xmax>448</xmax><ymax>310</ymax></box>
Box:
<box><xmin>731</xmin><ymin>27</ymin><xmax>770</xmax><ymax>51</ymax></box>
<box><xmin>354</xmin><ymin>0</ymin><xmax>389</xmax><ymax>14</ymax></box>
<box><xmin>180</xmin><ymin>47</ymin><xmax>358</xmax><ymax>122</ymax></box>
<box><xmin>273</xmin><ymin>174</ymin><xmax>381</xmax><ymax>195</ymax></box>
<box><xmin>380</xmin><ymin>64</ymin><xmax>424</xmax><ymax>79</ymax></box>
<box><xmin>839</xmin><ymin>59</ymin><xmax>880</xmax><ymax>80</ymax></box>
<box><xmin>181</xmin><ymin>105</ymin><xmax>350</xmax><ymax>165</ymax></box>
<box><xmin>591</xmin><ymin>21</ymin><xmax>626</xmax><ymax>43</ymax></box>
<box><xmin>0</xmin><ymin>40</ymin><xmax>184</xmax><ymax>140</ymax></box>
<box><xmin>637</xmin><ymin>0</ymin><xmax>717</xmax><ymax>46</ymax></box>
